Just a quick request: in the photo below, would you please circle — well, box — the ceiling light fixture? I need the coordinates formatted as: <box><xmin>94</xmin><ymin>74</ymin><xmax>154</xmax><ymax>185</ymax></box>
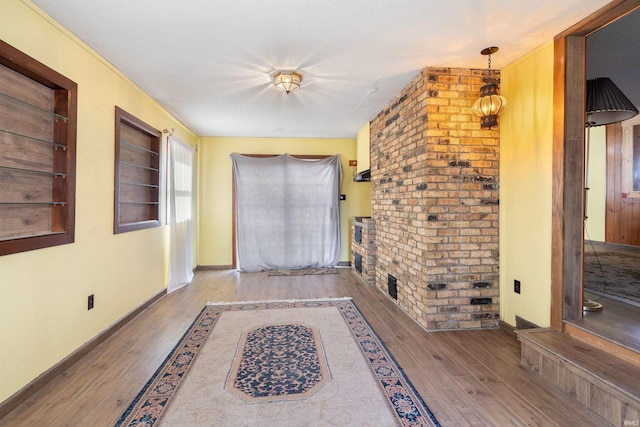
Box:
<box><xmin>273</xmin><ymin>71</ymin><xmax>302</xmax><ymax>94</ymax></box>
<box><xmin>472</xmin><ymin>46</ymin><xmax>507</xmax><ymax>129</ymax></box>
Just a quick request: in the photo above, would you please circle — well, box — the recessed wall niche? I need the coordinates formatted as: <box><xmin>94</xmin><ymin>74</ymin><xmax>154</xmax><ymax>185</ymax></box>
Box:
<box><xmin>0</xmin><ymin>40</ymin><xmax>77</xmax><ymax>256</ymax></box>
<box><xmin>114</xmin><ymin>107</ymin><xmax>161</xmax><ymax>233</ymax></box>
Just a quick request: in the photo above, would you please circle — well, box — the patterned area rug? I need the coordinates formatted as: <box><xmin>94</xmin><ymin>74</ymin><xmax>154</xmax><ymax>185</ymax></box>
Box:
<box><xmin>267</xmin><ymin>268</ymin><xmax>340</xmax><ymax>276</ymax></box>
<box><xmin>584</xmin><ymin>250</ymin><xmax>640</xmax><ymax>307</ymax></box>
<box><xmin>116</xmin><ymin>299</ymin><xmax>440</xmax><ymax>426</ymax></box>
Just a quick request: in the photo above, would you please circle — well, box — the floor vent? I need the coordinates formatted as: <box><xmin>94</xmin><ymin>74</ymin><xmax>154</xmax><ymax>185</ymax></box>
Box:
<box><xmin>388</xmin><ymin>274</ymin><xmax>398</xmax><ymax>300</ymax></box>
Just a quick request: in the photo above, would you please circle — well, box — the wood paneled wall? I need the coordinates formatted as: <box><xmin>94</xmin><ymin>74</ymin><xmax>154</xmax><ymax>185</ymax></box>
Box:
<box><xmin>606</xmin><ymin>122</ymin><xmax>640</xmax><ymax>246</ymax></box>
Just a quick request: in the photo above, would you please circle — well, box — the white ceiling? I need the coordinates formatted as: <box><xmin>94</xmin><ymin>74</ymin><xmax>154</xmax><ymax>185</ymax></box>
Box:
<box><xmin>31</xmin><ymin>0</ymin><xmax>613</xmax><ymax>138</ymax></box>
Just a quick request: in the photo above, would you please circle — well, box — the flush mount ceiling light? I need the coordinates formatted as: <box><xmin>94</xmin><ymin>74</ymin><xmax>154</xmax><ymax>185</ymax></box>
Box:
<box><xmin>273</xmin><ymin>71</ymin><xmax>302</xmax><ymax>94</ymax></box>
<box><xmin>472</xmin><ymin>46</ymin><xmax>507</xmax><ymax>129</ymax></box>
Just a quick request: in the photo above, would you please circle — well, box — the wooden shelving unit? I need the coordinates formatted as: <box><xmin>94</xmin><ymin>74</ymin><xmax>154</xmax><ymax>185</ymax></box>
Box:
<box><xmin>0</xmin><ymin>40</ymin><xmax>77</xmax><ymax>256</ymax></box>
<box><xmin>114</xmin><ymin>107</ymin><xmax>161</xmax><ymax>233</ymax></box>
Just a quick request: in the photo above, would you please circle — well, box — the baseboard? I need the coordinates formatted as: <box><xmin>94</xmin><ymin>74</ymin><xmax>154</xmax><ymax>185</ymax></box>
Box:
<box><xmin>0</xmin><ymin>288</ymin><xmax>166</xmax><ymax>420</ymax></box>
<box><xmin>196</xmin><ymin>264</ymin><xmax>350</xmax><ymax>270</ymax></box>
<box><xmin>515</xmin><ymin>315</ymin><xmax>539</xmax><ymax>330</ymax></box>
<box><xmin>499</xmin><ymin>320</ymin><xmax>517</xmax><ymax>338</ymax></box>
<box><xmin>196</xmin><ymin>265</ymin><xmax>233</xmax><ymax>270</ymax></box>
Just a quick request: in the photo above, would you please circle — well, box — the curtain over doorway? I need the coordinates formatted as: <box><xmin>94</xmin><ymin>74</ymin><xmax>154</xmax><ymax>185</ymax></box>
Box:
<box><xmin>167</xmin><ymin>136</ymin><xmax>195</xmax><ymax>292</ymax></box>
<box><xmin>231</xmin><ymin>153</ymin><xmax>342</xmax><ymax>271</ymax></box>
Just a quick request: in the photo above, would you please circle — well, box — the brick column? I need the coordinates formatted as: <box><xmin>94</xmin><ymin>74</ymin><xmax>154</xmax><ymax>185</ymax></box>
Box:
<box><xmin>369</xmin><ymin>67</ymin><xmax>500</xmax><ymax>330</ymax></box>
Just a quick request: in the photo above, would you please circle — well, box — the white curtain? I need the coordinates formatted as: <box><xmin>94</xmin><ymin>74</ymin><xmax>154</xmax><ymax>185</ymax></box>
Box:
<box><xmin>167</xmin><ymin>136</ymin><xmax>195</xmax><ymax>293</ymax></box>
<box><xmin>231</xmin><ymin>153</ymin><xmax>343</xmax><ymax>272</ymax></box>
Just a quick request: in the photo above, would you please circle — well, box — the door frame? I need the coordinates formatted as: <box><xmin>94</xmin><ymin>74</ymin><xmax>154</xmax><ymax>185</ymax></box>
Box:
<box><xmin>551</xmin><ymin>0</ymin><xmax>640</xmax><ymax>329</ymax></box>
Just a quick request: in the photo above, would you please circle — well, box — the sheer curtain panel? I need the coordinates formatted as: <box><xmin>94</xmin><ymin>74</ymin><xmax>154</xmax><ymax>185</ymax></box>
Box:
<box><xmin>231</xmin><ymin>153</ymin><xmax>342</xmax><ymax>271</ymax></box>
<box><xmin>167</xmin><ymin>136</ymin><xmax>195</xmax><ymax>293</ymax></box>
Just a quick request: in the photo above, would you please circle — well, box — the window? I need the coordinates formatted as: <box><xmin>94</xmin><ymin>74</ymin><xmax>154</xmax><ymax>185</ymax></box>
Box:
<box><xmin>114</xmin><ymin>107</ymin><xmax>161</xmax><ymax>233</ymax></box>
<box><xmin>0</xmin><ymin>41</ymin><xmax>77</xmax><ymax>256</ymax></box>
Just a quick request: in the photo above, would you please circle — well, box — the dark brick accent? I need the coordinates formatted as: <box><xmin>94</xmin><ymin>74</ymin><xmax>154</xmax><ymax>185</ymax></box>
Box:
<box><xmin>470</xmin><ymin>298</ymin><xmax>493</xmax><ymax>305</ymax></box>
<box><xmin>472</xmin><ymin>313</ymin><xmax>495</xmax><ymax>320</ymax></box>
<box><xmin>416</xmin><ymin>183</ymin><xmax>428</xmax><ymax>191</ymax></box>
<box><xmin>472</xmin><ymin>282</ymin><xmax>492</xmax><ymax>288</ymax></box>
<box><xmin>448</xmin><ymin>160</ymin><xmax>471</xmax><ymax>167</ymax></box>
<box><xmin>427</xmin><ymin>215</ymin><xmax>438</xmax><ymax>221</ymax></box>
<box><xmin>385</xmin><ymin>113</ymin><xmax>400</xmax><ymax>127</ymax></box>
<box><xmin>427</xmin><ymin>283</ymin><xmax>447</xmax><ymax>290</ymax></box>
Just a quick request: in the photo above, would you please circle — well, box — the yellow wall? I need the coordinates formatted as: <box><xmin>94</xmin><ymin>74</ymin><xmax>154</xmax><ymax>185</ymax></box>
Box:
<box><xmin>499</xmin><ymin>42</ymin><xmax>555</xmax><ymax>327</ymax></box>
<box><xmin>197</xmin><ymin>137</ymin><xmax>370</xmax><ymax>266</ymax></box>
<box><xmin>0</xmin><ymin>0</ymin><xmax>197</xmax><ymax>402</ymax></box>
<box><xmin>585</xmin><ymin>126</ymin><xmax>606</xmax><ymax>241</ymax></box>
<box><xmin>356</xmin><ymin>123</ymin><xmax>371</xmax><ymax>173</ymax></box>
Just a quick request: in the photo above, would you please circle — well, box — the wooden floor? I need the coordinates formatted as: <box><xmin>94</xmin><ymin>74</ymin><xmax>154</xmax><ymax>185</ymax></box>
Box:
<box><xmin>0</xmin><ymin>269</ymin><xmax>610</xmax><ymax>426</ymax></box>
<box><xmin>576</xmin><ymin>292</ymin><xmax>640</xmax><ymax>354</ymax></box>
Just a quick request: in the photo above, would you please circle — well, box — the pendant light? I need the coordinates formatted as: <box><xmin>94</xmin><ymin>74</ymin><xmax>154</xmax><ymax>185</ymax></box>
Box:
<box><xmin>472</xmin><ymin>47</ymin><xmax>507</xmax><ymax>129</ymax></box>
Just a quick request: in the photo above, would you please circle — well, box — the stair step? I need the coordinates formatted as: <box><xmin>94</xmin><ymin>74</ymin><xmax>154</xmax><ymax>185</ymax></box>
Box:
<box><xmin>517</xmin><ymin>328</ymin><xmax>640</xmax><ymax>426</ymax></box>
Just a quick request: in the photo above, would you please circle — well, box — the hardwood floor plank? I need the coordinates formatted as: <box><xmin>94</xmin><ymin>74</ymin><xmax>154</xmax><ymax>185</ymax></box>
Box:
<box><xmin>0</xmin><ymin>270</ymin><xmax>612</xmax><ymax>426</ymax></box>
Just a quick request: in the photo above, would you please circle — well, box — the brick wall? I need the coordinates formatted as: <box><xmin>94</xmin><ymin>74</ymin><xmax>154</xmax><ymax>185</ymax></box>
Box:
<box><xmin>351</xmin><ymin>217</ymin><xmax>376</xmax><ymax>286</ymax></box>
<box><xmin>370</xmin><ymin>67</ymin><xmax>500</xmax><ymax>330</ymax></box>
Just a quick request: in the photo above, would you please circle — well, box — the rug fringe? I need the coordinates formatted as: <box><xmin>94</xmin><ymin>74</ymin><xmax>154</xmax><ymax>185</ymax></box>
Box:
<box><xmin>207</xmin><ymin>297</ymin><xmax>352</xmax><ymax>306</ymax></box>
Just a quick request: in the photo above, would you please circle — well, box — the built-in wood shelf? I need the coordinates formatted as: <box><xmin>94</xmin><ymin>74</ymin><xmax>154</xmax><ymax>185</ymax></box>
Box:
<box><xmin>0</xmin><ymin>40</ymin><xmax>77</xmax><ymax>256</ymax></box>
<box><xmin>113</xmin><ymin>107</ymin><xmax>161</xmax><ymax>234</ymax></box>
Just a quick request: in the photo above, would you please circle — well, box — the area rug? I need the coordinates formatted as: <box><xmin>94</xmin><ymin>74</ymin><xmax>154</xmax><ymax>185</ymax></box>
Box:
<box><xmin>267</xmin><ymin>268</ymin><xmax>340</xmax><ymax>276</ymax></box>
<box><xmin>584</xmin><ymin>250</ymin><xmax>640</xmax><ymax>307</ymax></box>
<box><xmin>115</xmin><ymin>298</ymin><xmax>440</xmax><ymax>427</ymax></box>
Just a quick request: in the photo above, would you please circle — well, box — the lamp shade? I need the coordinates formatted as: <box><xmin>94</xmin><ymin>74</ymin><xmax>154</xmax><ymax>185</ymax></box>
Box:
<box><xmin>586</xmin><ymin>77</ymin><xmax>639</xmax><ymax>126</ymax></box>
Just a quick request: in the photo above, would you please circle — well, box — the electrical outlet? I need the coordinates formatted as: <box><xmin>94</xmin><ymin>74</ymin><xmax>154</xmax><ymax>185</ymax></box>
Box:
<box><xmin>339</xmin><ymin>194</ymin><xmax>346</xmax><ymax>200</ymax></box>
<box><xmin>514</xmin><ymin>280</ymin><xmax>521</xmax><ymax>294</ymax></box>
<box><xmin>88</xmin><ymin>294</ymin><xmax>94</xmax><ymax>310</ymax></box>
<box><xmin>348</xmin><ymin>160</ymin><xmax>357</xmax><ymax>166</ymax></box>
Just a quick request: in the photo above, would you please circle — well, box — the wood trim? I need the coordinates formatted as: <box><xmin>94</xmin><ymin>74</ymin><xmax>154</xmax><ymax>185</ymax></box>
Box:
<box><xmin>564</xmin><ymin>322</ymin><xmax>640</xmax><ymax>368</ymax></box>
<box><xmin>113</xmin><ymin>107</ymin><xmax>162</xmax><ymax>234</ymax></box>
<box><xmin>498</xmin><ymin>320</ymin><xmax>517</xmax><ymax>338</ymax></box>
<box><xmin>196</xmin><ymin>264</ymin><xmax>234</xmax><ymax>270</ymax></box>
<box><xmin>0</xmin><ymin>41</ymin><xmax>77</xmax><ymax>256</ymax></box>
<box><xmin>0</xmin><ymin>289</ymin><xmax>166</xmax><ymax>420</ymax></box>
<box><xmin>231</xmin><ymin>154</ymin><xmax>330</xmax><ymax>269</ymax></box>
<box><xmin>551</xmin><ymin>0</ymin><xmax>640</xmax><ymax>330</ymax></box>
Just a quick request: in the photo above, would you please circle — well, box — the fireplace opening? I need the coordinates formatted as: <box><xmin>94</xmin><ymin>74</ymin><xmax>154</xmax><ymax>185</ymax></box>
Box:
<box><xmin>355</xmin><ymin>253</ymin><xmax>362</xmax><ymax>273</ymax></box>
<box><xmin>355</xmin><ymin>225</ymin><xmax>362</xmax><ymax>244</ymax></box>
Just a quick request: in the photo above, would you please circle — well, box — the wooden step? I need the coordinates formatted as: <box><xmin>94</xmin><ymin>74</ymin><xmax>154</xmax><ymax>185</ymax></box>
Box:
<box><xmin>564</xmin><ymin>320</ymin><xmax>640</xmax><ymax>369</ymax></box>
<box><xmin>517</xmin><ymin>328</ymin><xmax>640</xmax><ymax>426</ymax></box>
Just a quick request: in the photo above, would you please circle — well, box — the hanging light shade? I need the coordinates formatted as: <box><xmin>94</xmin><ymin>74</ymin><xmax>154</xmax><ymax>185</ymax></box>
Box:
<box><xmin>586</xmin><ymin>77</ymin><xmax>638</xmax><ymax>127</ymax></box>
<box><xmin>472</xmin><ymin>46</ymin><xmax>507</xmax><ymax>129</ymax></box>
<box><xmin>273</xmin><ymin>71</ymin><xmax>302</xmax><ymax>94</ymax></box>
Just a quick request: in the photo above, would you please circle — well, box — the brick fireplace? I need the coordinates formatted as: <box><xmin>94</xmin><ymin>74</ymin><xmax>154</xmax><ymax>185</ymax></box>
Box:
<box><xmin>351</xmin><ymin>217</ymin><xmax>375</xmax><ymax>286</ymax></box>
<box><xmin>369</xmin><ymin>67</ymin><xmax>500</xmax><ymax>330</ymax></box>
